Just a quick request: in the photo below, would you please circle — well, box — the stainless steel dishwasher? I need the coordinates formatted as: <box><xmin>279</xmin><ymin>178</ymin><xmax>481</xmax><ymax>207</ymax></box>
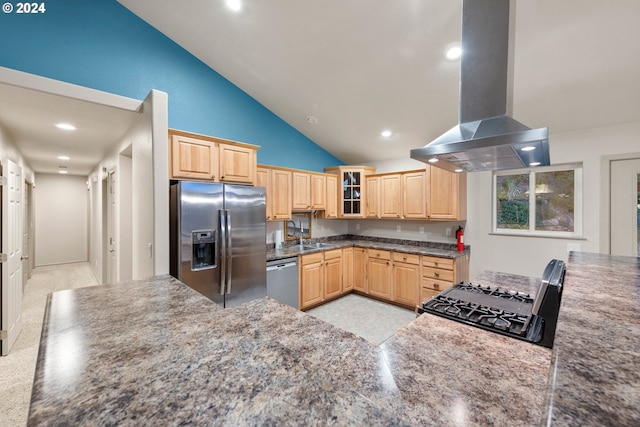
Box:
<box><xmin>266</xmin><ymin>257</ymin><xmax>299</xmax><ymax>309</ymax></box>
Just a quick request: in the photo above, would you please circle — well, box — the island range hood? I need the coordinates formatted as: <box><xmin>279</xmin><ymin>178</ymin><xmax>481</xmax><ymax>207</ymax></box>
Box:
<box><xmin>410</xmin><ymin>0</ymin><xmax>550</xmax><ymax>172</ymax></box>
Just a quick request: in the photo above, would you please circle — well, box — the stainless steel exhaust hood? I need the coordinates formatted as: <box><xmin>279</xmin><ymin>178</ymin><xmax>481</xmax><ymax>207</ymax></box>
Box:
<box><xmin>410</xmin><ymin>0</ymin><xmax>550</xmax><ymax>172</ymax></box>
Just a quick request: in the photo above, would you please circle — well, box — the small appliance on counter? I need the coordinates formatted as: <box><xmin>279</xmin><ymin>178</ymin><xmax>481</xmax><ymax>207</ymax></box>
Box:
<box><xmin>417</xmin><ymin>259</ymin><xmax>566</xmax><ymax>348</ymax></box>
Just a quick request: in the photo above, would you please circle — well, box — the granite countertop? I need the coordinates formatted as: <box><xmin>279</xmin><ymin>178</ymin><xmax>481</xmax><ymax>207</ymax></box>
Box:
<box><xmin>267</xmin><ymin>236</ymin><xmax>469</xmax><ymax>261</ymax></box>
<box><xmin>29</xmin><ymin>270</ymin><xmax>548</xmax><ymax>426</ymax></box>
<box><xmin>543</xmin><ymin>252</ymin><xmax>640</xmax><ymax>426</ymax></box>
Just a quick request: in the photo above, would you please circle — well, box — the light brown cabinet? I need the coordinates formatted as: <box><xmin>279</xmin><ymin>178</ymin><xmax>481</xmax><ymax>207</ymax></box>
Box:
<box><xmin>324</xmin><ymin>166</ymin><xmax>376</xmax><ymax>218</ymax></box>
<box><xmin>353</xmin><ymin>247</ymin><xmax>367</xmax><ymax>293</ymax></box>
<box><xmin>299</xmin><ymin>249</ymin><xmax>344</xmax><ymax>310</ymax></box>
<box><xmin>324</xmin><ymin>174</ymin><xmax>338</xmax><ymax>219</ymax></box>
<box><xmin>426</xmin><ymin>165</ymin><xmax>467</xmax><ymax>220</ymax></box>
<box><xmin>367</xmin><ymin>249</ymin><xmax>392</xmax><ymax>300</ymax></box>
<box><xmin>169</xmin><ymin>129</ymin><xmax>257</xmax><ymax>184</ymax></box>
<box><xmin>379</xmin><ymin>174</ymin><xmax>403</xmax><ymax>218</ymax></box>
<box><xmin>402</xmin><ymin>171</ymin><xmax>427</xmax><ymax>219</ymax></box>
<box><xmin>365</xmin><ymin>176</ymin><xmax>380</xmax><ymax>218</ymax></box>
<box><xmin>292</xmin><ymin>172</ymin><xmax>312</xmax><ymax>210</ymax></box>
<box><xmin>342</xmin><ymin>247</ymin><xmax>354</xmax><ymax>292</ymax></box>
<box><xmin>170</xmin><ymin>133</ymin><xmax>218</xmax><ymax>181</ymax></box>
<box><xmin>311</xmin><ymin>174</ymin><xmax>327</xmax><ymax>210</ymax></box>
<box><xmin>324</xmin><ymin>249</ymin><xmax>343</xmax><ymax>300</ymax></box>
<box><xmin>392</xmin><ymin>252</ymin><xmax>421</xmax><ymax>307</ymax></box>
<box><xmin>257</xmin><ymin>166</ymin><xmax>292</xmax><ymax>221</ymax></box>
<box><xmin>300</xmin><ymin>253</ymin><xmax>324</xmax><ymax>309</ymax></box>
<box><xmin>420</xmin><ymin>254</ymin><xmax>469</xmax><ymax>303</ymax></box>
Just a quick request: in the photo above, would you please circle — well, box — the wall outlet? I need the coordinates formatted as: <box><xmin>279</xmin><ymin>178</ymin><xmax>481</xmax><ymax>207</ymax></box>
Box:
<box><xmin>396</xmin><ymin>225</ymin><xmax>401</xmax><ymax>232</ymax></box>
<box><xmin>419</xmin><ymin>226</ymin><xmax>425</xmax><ymax>234</ymax></box>
<box><xmin>445</xmin><ymin>227</ymin><xmax>452</xmax><ymax>236</ymax></box>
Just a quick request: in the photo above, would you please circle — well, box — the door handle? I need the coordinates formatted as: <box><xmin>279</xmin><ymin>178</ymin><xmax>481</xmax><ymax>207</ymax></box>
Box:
<box><xmin>225</xmin><ymin>210</ymin><xmax>233</xmax><ymax>295</ymax></box>
<box><xmin>219</xmin><ymin>210</ymin><xmax>226</xmax><ymax>296</ymax></box>
<box><xmin>21</xmin><ymin>256</ymin><xmax>29</xmax><ymax>261</ymax></box>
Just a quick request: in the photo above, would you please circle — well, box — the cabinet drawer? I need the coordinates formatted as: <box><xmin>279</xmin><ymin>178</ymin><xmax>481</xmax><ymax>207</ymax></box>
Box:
<box><xmin>323</xmin><ymin>249</ymin><xmax>342</xmax><ymax>260</ymax></box>
<box><xmin>422</xmin><ymin>267</ymin><xmax>454</xmax><ymax>282</ymax></box>
<box><xmin>421</xmin><ymin>277</ymin><xmax>454</xmax><ymax>292</ymax></box>
<box><xmin>367</xmin><ymin>249</ymin><xmax>391</xmax><ymax>261</ymax></box>
<box><xmin>392</xmin><ymin>252</ymin><xmax>420</xmax><ymax>265</ymax></box>
<box><xmin>420</xmin><ymin>287</ymin><xmax>444</xmax><ymax>303</ymax></box>
<box><xmin>300</xmin><ymin>253</ymin><xmax>323</xmax><ymax>266</ymax></box>
<box><xmin>421</xmin><ymin>256</ymin><xmax>454</xmax><ymax>270</ymax></box>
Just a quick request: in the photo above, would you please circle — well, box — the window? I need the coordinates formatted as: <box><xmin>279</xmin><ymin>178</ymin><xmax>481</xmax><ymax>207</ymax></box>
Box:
<box><xmin>493</xmin><ymin>164</ymin><xmax>583</xmax><ymax>237</ymax></box>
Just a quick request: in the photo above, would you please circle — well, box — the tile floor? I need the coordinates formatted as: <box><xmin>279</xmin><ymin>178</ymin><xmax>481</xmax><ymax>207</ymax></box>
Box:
<box><xmin>306</xmin><ymin>294</ymin><xmax>417</xmax><ymax>345</ymax></box>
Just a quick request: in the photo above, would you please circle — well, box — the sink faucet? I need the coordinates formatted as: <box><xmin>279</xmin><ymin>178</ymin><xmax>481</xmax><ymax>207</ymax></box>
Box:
<box><xmin>287</xmin><ymin>220</ymin><xmax>303</xmax><ymax>245</ymax></box>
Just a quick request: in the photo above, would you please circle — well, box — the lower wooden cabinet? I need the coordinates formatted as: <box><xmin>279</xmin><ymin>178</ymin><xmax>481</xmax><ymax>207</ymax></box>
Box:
<box><xmin>299</xmin><ymin>249</ymin><xmax>343</xmax><ymax>310</ymax></box>
<box><xmin>392</xmin><ymin>252</ymin><xmax>421</xmax><ymax>307</ymax></box>
<box><xmin>419</xmin><ymin>254</ymin><xmax>469</xmax><ymax>304</ymax></box>
<box><xmin>300</xmin><ymin>246</ymin><xmax>468</xmax><ymax>311</ymax></box>
<box><xmin>353</xmin><ymin>247</ymin><xmax>367</xmax><ymax>293</ymax></box>
<box><xmin>300</xmin><ymin>253</ymin><xmax>324</xmax><ymax>309</ymax></box>
<box><xmin>342</xmin><ymin>247</ymin><xmax>354</xmax><ymax>292</ymax></box>
<box><xmin>367</xmin><ymin>249</ymin><xmax>392</xmax><ymax>300</ymax></box>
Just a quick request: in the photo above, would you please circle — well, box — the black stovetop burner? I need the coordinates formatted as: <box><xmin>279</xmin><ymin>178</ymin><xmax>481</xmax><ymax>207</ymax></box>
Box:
<box><xmin>417</xmin><ymin>259</ymin><xmax>566</xmax><ymax>348</ymax></box>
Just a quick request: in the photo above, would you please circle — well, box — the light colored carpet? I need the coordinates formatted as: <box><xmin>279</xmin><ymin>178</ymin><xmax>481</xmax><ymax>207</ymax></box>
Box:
<box><xmin>0</xmin><ymin>262</ymin><xmax>99</xmax><ymax>427</ymax></box>
<box><xmin>306</xmin><ymin>294</ymin><xmax>417</xmax><ymax>345</ymax></box>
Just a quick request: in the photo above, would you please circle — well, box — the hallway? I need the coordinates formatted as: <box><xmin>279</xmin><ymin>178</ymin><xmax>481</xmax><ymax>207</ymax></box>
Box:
<box><xmin>0</xmin><ymin>262</ymin><xmax>98</xmax><ymax>426</ymax></box>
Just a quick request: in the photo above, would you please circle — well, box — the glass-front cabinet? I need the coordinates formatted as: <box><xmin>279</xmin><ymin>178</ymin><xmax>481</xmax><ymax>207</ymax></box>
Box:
<box><xmin>324</xmin><ymin>166</ymin><xmax>376</xmax><ymax>218</ymax></box>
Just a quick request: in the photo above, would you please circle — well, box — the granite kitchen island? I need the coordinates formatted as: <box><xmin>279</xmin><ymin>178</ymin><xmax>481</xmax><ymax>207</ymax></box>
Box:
<box><xmin>27</xmin><ymin>252</ymin><xmax>639</xmax><ymax>426</ymax></box>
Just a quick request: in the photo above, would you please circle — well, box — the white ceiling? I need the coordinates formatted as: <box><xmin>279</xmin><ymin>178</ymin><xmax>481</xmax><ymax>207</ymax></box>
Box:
<box><xmin>0</xmin><ymin>82</ymin><xmax>140</xmax><ymax>175</ymax></box>
<box><xmin>1</xmin><ymin>1</ymin><xmax>638</xmax><ymax>176</ymax></box>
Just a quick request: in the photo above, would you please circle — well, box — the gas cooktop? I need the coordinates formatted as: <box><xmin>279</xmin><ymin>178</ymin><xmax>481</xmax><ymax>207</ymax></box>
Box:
<box><xmin>417</xmin><ymin>259</ymin><xmax>566</xmax><ymax>348</ymax></box>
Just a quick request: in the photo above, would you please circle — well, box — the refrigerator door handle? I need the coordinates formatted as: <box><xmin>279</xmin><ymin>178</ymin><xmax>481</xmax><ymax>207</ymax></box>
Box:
<box><xmin>219</xmin><ymin>209</ymin><xmax>226</xmax><ymax>296</ymax></box>
<box><xmin>225</xmin><ymin>210</ymin><xmax>233</xmax><ymax>295</ymax></box>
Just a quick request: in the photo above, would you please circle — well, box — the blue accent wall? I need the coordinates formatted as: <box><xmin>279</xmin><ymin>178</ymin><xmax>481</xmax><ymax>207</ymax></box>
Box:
<box><xmin>0</xmin><ymin>0</ymin><xmax>343</xmax><ymax>171</ymax></box>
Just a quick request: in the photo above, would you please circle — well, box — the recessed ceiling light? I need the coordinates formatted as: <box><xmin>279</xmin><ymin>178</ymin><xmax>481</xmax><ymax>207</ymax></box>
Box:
<box><xmin>380</xmin><ymin>130</ymin><xmax>392</xmax><ymax>138</ymax></box>
<box><xmin>454</xmin><ymin>168</ymin><xmax>464</xmax><ymax>173</ymax></box>
<box><xmin>57</xmin><ymin>155</ymin><xmax>70</xmax><ymax>160</ymax></box>
<box><xmin>306</xmin><ymin>115</ymin><xmax>318</xmax><ymax>124</ymax></box>
<box><xmin>445</xmin><ymin>44</ymin><xmax>462</xmax><ymax>60</ymax></box>
<box><xmin>428</xmin><ymin>158</ymin><xmax>439</xmax><ymax>163</ymax></box>
<box><xmin>530</xmin><ymin>162</ymin><xmax>541</xmax><ymax>167</ymax></box>
<box><xmin>56</xmin><ymin>123</ymin><xmax>76</xmax><ymax>131</ymax></box>
<box><xmin>226</xmin><ymin>0</ymin><xmax>242</xmax><ymax>12</ymax></box>
<box><xmin>58</xmin><ymin>170</ymin><xmax>68</xmax><ymax>174</ymax></box>
<box><xmin>521</xmin><ymin>146</ymin><xmax>536</xmax><ymax>152</ymax></box>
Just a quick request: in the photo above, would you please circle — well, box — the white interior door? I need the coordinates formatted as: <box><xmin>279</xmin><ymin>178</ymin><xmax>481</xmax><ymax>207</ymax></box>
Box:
<box><xmin>107</xmin><ymin>171</ymin><xmax>117</xmax><ymax>284</ymax></box>
<box><xmin>610</xmin><ymin>158</ymin><xmax>640</xmax><ymax>256</ymax></box>
<box><xmin>1</xmin><ymin>159</ymin><xmax>23</xmax><ymax>355</ymax></box>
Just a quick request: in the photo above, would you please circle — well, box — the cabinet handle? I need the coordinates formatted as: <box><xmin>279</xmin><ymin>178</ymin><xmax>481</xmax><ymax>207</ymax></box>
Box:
<box><xmin>434</xmin><ymin>283</ymin><xmax>440</xmax><ymax>290</ymax></box>
<box><xmin>434</xmin><ymin>271</ymin><xmax>440</xmax><ymax>278</ymax></box>
<box><xmin>403</xmin><ymin>256</ymin><xmax>407</xmax><ymax>260</ymax></box>
<box><xmin>212</xmin><ymin>175</ymin><xmax>216</xmax><ymax>179</ymax></box>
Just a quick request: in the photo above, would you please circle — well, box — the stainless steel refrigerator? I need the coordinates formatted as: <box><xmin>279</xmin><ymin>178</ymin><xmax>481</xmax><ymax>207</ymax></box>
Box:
<box><xmin>170</xmin><ymin>181</ymin><xmax>267</xmax><ymax>307</ymax></box>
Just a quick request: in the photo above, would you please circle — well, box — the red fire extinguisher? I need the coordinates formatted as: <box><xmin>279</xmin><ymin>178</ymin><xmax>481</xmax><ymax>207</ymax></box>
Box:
<box><xmin>456</xmin><ymin>226</ymin><xmax>464</xmax><ymax>252</ymax></box>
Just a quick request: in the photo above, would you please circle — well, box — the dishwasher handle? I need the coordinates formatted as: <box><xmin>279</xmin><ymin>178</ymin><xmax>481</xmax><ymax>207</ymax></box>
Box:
<box><xmin>266</xmin><ymin>262</ymin><xmax>297</xmax><ymax>272</ymax></box>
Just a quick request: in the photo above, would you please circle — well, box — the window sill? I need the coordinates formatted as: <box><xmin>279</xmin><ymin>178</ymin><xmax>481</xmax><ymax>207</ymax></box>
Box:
<box><xmin>489</xmin><ymin>232</ymin><xmax>586</xmax><ymax>240</ymax></box>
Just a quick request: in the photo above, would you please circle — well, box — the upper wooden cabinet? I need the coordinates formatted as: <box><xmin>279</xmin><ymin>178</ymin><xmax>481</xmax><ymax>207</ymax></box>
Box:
<box><xmin>310</xmin><ymin>174</ymin><xmax>326</xmax><ymax>210</ymax></box>
<box><xmin>365</xmin><ymin>176</ymin><xmax>380</xmax><ymax>218</ymax></box>
<box><xmin>426</xmin><ymin>165</ymin><xmax>467</xmax><ymax>221</ymax></box>
<box><xmin>324</xmin><ymin>174</ymin><xmax>338</xmax><ymax>219</ymax></box>
<box><xmin>170</xmin><ymin>133</ymin><xmax>218</xmax><ymax>181</ymax></box>
<box><xmin>169</xmin><ymin>129</ymin><xmax>258</xmax><ymax>185</ymax></box>
<box><xmin>324</xmin><ymin>166</ymin><xmax>376</xmax><ymax>218</ymax></box>
<box><xmin>403</xmin><ymin>171</ymin><xmax>427</xmax><ymax>219</ymax></box>
<box><xmin>379</xmin><ymin>173</ymin><xmax>403</xmax><ymax>219</ymax></box>
<box><xmin>292</xmin><ymin>172</ymin><xmax>312</xmax><ymax>210</ymax></box>
<box><xmin>257</xmin><ymin>165</ymin><xmax>292</xmax><ymax>221</ymax></box>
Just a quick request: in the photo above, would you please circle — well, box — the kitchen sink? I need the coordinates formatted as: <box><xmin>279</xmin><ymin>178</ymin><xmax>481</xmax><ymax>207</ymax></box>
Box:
<box><xmin>302</xmin><ymin>242</ymin><xmax>334</xmax><ymax>250</ymax></box>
